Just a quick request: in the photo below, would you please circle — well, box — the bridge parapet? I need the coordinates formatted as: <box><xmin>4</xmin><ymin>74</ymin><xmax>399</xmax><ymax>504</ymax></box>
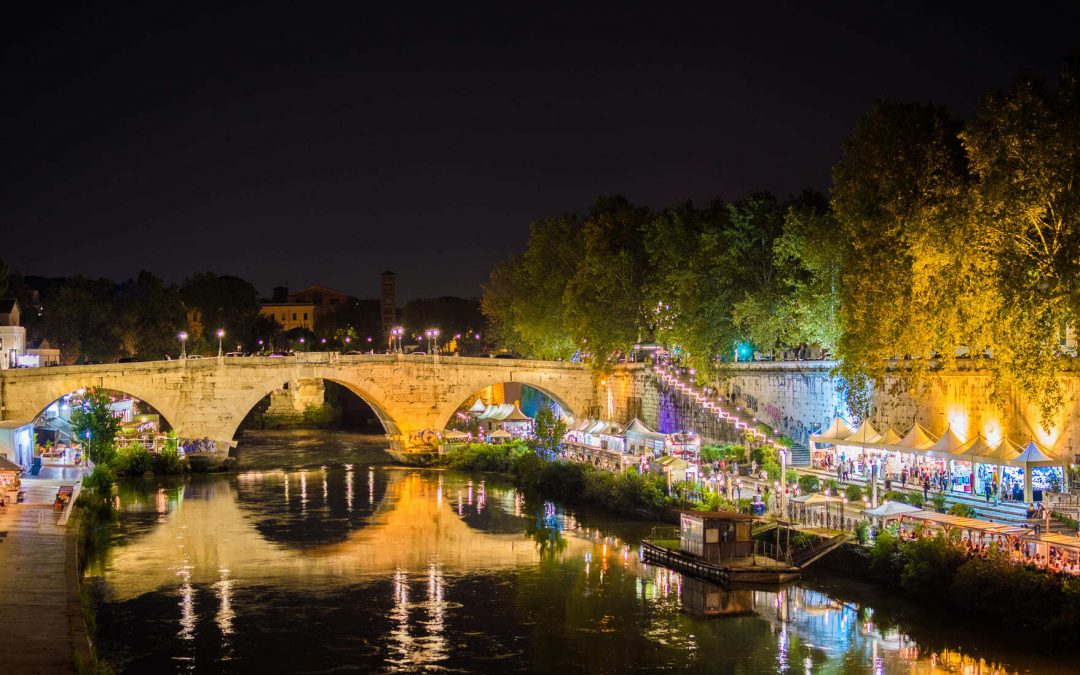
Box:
<box><xmin>0</xmin><ymin>354</ymin><xmax>601</xmax><ymax>452</ymax></box>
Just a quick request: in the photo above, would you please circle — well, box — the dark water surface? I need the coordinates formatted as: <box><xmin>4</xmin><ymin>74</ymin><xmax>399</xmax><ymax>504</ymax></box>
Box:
<box><xmin>85</xmin><ymin>430</ymin><xmax>1067</xmax><ymax>673</ymax></box>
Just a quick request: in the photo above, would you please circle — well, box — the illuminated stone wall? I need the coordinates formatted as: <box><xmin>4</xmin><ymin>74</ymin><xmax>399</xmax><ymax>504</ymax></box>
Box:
<box><xmin>719</xmin><ymin>362</ymin><xmax>1080</xmax><ymax>460</ymax></box>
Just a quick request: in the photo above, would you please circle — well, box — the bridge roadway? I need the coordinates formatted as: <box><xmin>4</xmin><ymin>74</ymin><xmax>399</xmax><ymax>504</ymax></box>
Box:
<box><xmin>0</xmin><ymin>353</ymin><xmax>603</xmax><ymax>452</ymax></box>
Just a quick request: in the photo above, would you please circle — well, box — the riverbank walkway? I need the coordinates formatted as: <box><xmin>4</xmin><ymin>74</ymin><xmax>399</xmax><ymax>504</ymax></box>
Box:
<box><xmin>0</xmin><ymin>467</ymin><xmax>85</xmax><ymax>674</ymax></box>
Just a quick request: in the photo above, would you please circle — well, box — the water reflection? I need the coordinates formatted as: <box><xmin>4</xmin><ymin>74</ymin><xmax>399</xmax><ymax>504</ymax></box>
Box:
<box><xmin>89</xmin><ymin>467</ymin><xmax>1062</xmax><ymax>673</ymax></box>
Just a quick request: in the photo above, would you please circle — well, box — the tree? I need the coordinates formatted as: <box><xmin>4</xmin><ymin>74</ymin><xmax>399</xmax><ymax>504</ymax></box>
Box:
<box><xmin>180</xmin><ymin>272</ymin><xmax>261</xmax><ymax>350</ymax></box>
<box><xmin>529</xmin><ymin>407</ymin><xmax>566</xmax><ymax>460</ymax></box>
<box><xmin>563</xmin><ymin>196</ymin><xmax>651</xmax><ymax>367</ymax></box>
<box><xmin>831</xmin><ymin>101</ymin><xmax>972</xmax><ymax>415</ymax></box>
<box><xmin>70</xmin><ymin>390</ymin><xmax>122</xmax><ymax>465</ymax></box>
<box><xmin>772</xmin><ymin>192</ymin><xmax>845</xmax><ymax>352</ymax></box>
<box><xmin>962</xmin><ymin>57</ymin><xmax>1080</xmax><ymax>424</ymax></box>
<box><xmin>483</xmin><ymin>214</ymin><xmax>584</xmax><ymax>359</ymax></box>
<box><xmin>43</xmin><ymin>277</ymin><xmax>121</xmax><ymax>363</ymax></box>
<box><xmin>115</xmin><ymin>272</ymin><xmax>186</xmax><ymax>359</ymax></box>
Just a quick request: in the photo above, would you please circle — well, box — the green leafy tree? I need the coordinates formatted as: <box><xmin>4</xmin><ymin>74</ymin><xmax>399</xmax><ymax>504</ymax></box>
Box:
<box><xmin>563</xmin><ymin>196</ymin><xmax>651</xmax><ymax>367</ymax></box>
<box><xmin>483</xmin><ymin>214</ymin><xmax>585</xmax><ymax>359</ymax></box>
<box><xmin>180</xmin><ymin>272</ymin><xmax>261</xmax><ymax>350</ymax></box>
<box><xmin>43</xmin><ymin>277</ymin><xmax>121</xmax><ymax>363</ymax></box>
<box><xmin>529</xmin><ymin>408</ymin><xmax>566</xmax><ymax>460</ymax></box>
<box><xmin>115</xmin><ymin>271</ymin><xmax>186</xmax><ymax>359</ymax></box>
<box><xmin>70</xmin><ymin>390</ymin><xmax>122</xmax><ymax>465</ymax></box>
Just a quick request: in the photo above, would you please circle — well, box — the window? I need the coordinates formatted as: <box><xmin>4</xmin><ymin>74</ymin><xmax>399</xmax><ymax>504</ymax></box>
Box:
<box><xmin>280</xmin><ymin>313</ymin><xmax>286</xmax><ymax>320</ymax></box>
<box><xmin>303</xmin><ymin>313</ymin><xmax>308</xmax><ymax>320</ymax></box>
<box><xmin>292</xmin><ymin>313</ymin><xmax>297</xmax><ymax>321</ymax></box>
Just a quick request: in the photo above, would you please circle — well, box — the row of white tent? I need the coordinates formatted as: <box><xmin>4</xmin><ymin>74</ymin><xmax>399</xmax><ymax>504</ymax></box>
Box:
<box><xmin>810</xmin><ymin>417</ymin><xmax>1066</xmax><ymax>470</ymax></box>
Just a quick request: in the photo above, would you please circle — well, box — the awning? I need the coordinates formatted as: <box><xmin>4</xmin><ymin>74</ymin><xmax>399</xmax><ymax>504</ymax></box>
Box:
<box><xmin>870</xmin><ymin>427</ymin><xmax>903</xmax><ymax>449</ymax></box>
<box><xmin>488</xmin><ymin>430</ymin><xmax>512</xmax><ymax>440</ymax></box>
<box><xmin>900</xmin><ymin>511</ymin><xmax>1028</xmax><ymax>535</ymax></box>
<box><xmin>467</xmin><ymin>399</ymin><xmax>487</xmax><ymax>414</ymax></box>
<box><xmin>810</xmin><ymin>417</ymin><xmax>852</xmax><ymax>444</ymax></box>
<box><xmin>972</xmin><ymin>437</ymin><xmax>1023</xmax><ymax>467</ymax></box>
<box><xmin>843</xmin><ymin>419</ymin><xmax>881</xmax><ymax>447</ymax></box>
<box><xmin>889</xmin><ymin>422</ymin><xmax>938</xmax><ymax>454</ymax></box>
<box><xmin>863</xmin><ymin>501</ymin><xmax>922</xmax><ymax>518</ymax></box>
<box><xmin>1024</xmin><ymin>532</ymin><xmax>1080</xmax><ymax>552</ymax></box>
<box><xmin>1012</xmin><ymin>440</ymin><xmax>1059</xmax><ymax>466</ymax></box>
<box><xmin>925</xmin><ymin>427</ymin><xmax>968</xmax><ymax>458</ymax></box>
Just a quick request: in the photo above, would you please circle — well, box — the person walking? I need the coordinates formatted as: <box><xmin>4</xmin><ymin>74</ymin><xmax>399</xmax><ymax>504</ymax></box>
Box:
<box><xmin>922</xmin><ymin>477</ymin><xmax>929</xmax><ymax>502</ymax></box>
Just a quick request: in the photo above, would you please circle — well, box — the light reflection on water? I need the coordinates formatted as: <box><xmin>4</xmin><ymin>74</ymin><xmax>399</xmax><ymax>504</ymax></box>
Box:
<box><xmin>87</xmin><ymin>438</ymin><xmax>1060</xmax><ymax>674</ymax></box>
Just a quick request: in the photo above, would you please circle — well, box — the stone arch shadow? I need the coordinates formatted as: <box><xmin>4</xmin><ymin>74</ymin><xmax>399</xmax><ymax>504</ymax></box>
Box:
<box><xmin>434</xmin><ymin>379</ymin><xmax>579</xmax><ymax>433</ymax></box>
<box><xmin>226</xmin><ymin>375</ymin><xmax>405</xmax><ymax>446</ymax></box>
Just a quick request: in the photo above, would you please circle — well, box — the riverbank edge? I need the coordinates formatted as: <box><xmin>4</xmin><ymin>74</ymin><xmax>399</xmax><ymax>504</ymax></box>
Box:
<box><xmin>68</xmin><ymin>502</ymin><xmax>115</xmax><ymax>674</ymax></box>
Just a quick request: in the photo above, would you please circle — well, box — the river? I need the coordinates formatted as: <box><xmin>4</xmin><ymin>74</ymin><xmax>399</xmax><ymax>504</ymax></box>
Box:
<box><xmin>83</xmin><ymin>430</ymin><xmax>1065</xmax><ymax>673</ymax></box>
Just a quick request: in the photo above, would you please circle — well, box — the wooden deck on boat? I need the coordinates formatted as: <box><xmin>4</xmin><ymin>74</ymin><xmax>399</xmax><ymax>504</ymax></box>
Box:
<box><xmin>640</xmin><ymin>540</ymin><xmax>801</xmax><ymax>585</ymax></box>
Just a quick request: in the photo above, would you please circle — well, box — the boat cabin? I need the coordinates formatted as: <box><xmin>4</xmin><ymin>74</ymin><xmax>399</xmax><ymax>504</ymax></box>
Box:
<box><xmin>679</xmin><ymin>510</ymin><xmax>754</xmax><ymax>561</ymax></box>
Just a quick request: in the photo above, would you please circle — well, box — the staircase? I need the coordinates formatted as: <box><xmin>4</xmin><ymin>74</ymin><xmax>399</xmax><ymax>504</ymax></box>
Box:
<box><xmin>792</xmin><ymin>532</ymin><xmax>852</xmax><ymax>568</ymax></box>
<box><xmin>787</xmin><ymin>443</ymin><xmax>810</xmax><ymax>467</ymax></box>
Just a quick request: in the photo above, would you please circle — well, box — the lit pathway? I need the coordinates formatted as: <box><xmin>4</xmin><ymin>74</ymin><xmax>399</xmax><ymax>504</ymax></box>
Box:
<box><xmin>0</xmin><ymin>467</ymin><xmax>86</xmax><ymax>674</ymax></box>
<box><xmin>0</xmin><ymin>504</ymin><xmax>78</xmax><ymax>674</ymax></box>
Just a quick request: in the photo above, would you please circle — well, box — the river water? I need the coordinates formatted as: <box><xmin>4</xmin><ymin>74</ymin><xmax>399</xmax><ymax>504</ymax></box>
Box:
<box><xmin>84</xmin><ymin>430</ymin><xmax>1064</xmax><ymax>673</ymax></box>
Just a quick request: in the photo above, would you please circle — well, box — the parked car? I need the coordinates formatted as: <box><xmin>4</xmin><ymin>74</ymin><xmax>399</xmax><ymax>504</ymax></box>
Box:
<box><xmin>117</xmin><ymin>356</ymin><xmax>141</xmax><ymax>363</ymax></box>
<box><xmin>342</xmin><ymin>350</ymin><xmax>365</xmax><ymax>355</ymax></box>
<box><xmin>224</xmin><ymin>352</ymin><xmax>247</xmax><ymax>358</ymax></box>
<box><xmin>187</xmin><ymin>355</ymin><xmax>204</xmax><ymax>359</ymax></box>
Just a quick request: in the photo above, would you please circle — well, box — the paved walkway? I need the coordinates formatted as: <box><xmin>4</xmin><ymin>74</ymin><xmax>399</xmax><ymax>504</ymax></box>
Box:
<box><xmin>0</xmin><ymin>467</ymin><xmax>87</xmax><ymax>674</ymax></box>
<box><xmin>0</xmin><ymin>505</ymin><xmax>77</xmax><ymax>674</ymax></box>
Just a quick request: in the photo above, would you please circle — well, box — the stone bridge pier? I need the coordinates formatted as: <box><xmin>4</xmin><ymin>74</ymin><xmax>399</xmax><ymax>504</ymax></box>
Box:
<box><xmin>0</xmin><ymin>354</ymin><xmax>603</xmax><ymax>452</ymax></box>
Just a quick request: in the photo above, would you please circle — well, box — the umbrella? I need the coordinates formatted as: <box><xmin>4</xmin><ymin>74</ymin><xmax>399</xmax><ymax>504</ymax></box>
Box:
<box><xmin>863</xmin><ymin>501</ymin><xmax>922</xmax><ymax>518</ymax></box>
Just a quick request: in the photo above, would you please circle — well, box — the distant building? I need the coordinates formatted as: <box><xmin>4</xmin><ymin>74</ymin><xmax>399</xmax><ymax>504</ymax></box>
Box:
<box><xmin>0</xmin><ymin>299</ymin><xmax>25</xmax><ymax>369</ymax></box>
<box><xmin>288</xmin><ymin>285</ymin><xmax>349</xmax><ymax>316</ymax></box>
<box><xmin>380</xmin><ymin>271</ymin><xmax>396</xmax><ymax>339</ymax></box>
<box><xmin>259</xmin><ymin>303</ymin><xmax>316</xmax><ymax>332</ymax></box>
<box><xmin>0</xmin><ymin>299</ymin><xmax>58</xmax><ymax>368</ymax></box>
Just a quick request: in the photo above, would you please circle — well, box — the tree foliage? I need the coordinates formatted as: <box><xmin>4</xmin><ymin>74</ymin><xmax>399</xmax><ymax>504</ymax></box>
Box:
<box><xmin>70</xmin><ymin>389</ymin><xmax>122</xmax><ymax>465</ymax></box>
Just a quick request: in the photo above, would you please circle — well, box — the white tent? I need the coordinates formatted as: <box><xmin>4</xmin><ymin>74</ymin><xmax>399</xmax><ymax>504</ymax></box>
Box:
<box><xmin>871</xmin><ymin>427</ymin><xmax>903</xmax><ymax>449</ymax></box>
<box><xmin>844</xmin><ymin>419</ymin><xmax>882</xmax><ymax>447</ymax></box>
<box><xmin>863</xmin><ymin>501</ymin><xmax>922</xmax><ymax>520</ymax></box>
<box><xmin>925</xmin><ymin>427</ymin><xmax>967</xmax><ymax>457</ymax></box>
<box><xmin>1013</xmin><ymin>440</ymin><xmax>1057</xmax><ymax>466</ymax></box>
<box><xmin>890</xmin><ymin>422</ymin><xmax>938</xmax><ymax>454</ymax></box>
<box><xmin>810</xmin><ymin>417</ymin><xmax>853</xmax><ymax>444</ymax></box>
<box><xmin>467</xmin><ymin>399</ymin><xmax>487</xmax><ymax>414</ymax></box>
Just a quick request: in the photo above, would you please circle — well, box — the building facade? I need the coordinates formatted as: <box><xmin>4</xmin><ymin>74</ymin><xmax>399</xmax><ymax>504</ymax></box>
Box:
<box><xmin>259</xmin><ymin>303</ymin><xmax>316</xmax><ymax>332</ymax></box>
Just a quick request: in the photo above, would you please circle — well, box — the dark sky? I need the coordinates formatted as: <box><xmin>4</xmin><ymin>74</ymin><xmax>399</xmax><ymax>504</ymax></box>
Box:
<box><xmin>2</xmin><ymin>1</ymin><xmax>1077</xmax><ymax>300</ymax></box>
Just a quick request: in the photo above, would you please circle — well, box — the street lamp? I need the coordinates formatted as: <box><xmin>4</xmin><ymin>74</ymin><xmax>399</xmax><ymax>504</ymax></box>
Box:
<box><xmin>178</xmin><ymin>331</ymin><xmax>188</xmax><ymax>359</ymax></box>
<box><xmin>216</xmin><ymin>329</ymin><xmax>225</xmax><ymax>357</ymax></box>
<box><xmin>427</xmin><ymin>328</ymin><xmax>440</xmax><ymax>354</ymax></box>
<box><xmin>392</xmin><ymin>326</ymin><xmax>404</xmax><ymax>353</ymax></box>
<box><xmin>299</xmin><ymin>336</ymin><xmax>306</xmax><ymax>351</ymax></box>
<box><xmin>320</xmin><ymin>337</ymin><xmax>327</xmax><ymax>350</ymax></box>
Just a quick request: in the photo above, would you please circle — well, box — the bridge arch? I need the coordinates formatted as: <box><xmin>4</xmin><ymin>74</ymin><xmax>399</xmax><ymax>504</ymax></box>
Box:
<box><xmin>226</xmin><ymin>373</ymin><xmax>404</xmax><ymax>447</ymax></box>
<box><xmin>434</xmin><ymin>379</ymin><xmax>579</xmax><ymax>435</ymax></box>
<box><xmin>23</xmin><ymin>378</ymin><xmax>182</xmax><ymax>435</ymax></box>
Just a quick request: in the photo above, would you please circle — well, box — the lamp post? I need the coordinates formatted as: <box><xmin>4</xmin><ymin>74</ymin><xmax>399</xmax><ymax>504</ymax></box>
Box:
<box><xmin>178</xmin><ymin>331</ymin><xmax>188</xmax><ymax>359</ymax></box>
<box><xmin>778</xmin><ymin>447</ymin><xmax>787</xmax><ymax>514</ymax></box>
<box><xmin>431</xmin><ymin>328</ymin><xmax>440</xmax><ymax>354</ymax></box>
<box><xmin>392</xmin><ymin>327</ymin><xmax>403</xmax><ymax>353</ymax></box>
<box><xmin>299</xmin><ymin>336</ymin><xmax>305</xmax><ymax>352</ymax></box>
<box><xmin>216</xmin><ymin>329</ymin><xmax>225</xmax><ymax>357</ymax></box>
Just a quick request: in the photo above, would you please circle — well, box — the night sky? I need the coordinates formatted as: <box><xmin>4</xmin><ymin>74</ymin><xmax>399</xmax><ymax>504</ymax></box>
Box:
<box><xmin>2</xmin><ymin>1</ymin><xmax>1077</xmax><ymax>300</ymax></box>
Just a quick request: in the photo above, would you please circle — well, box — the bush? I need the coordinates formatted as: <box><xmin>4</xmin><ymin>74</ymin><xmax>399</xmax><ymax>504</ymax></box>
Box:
<box><xmin>111</xmin><ymin>446</ymin><xmax>153</xmax><ymax>476</ymax></box>
<box><xmin>948</xmin><ymin>503</ymin><xmax>977</xmax><ymax>518</ymax></box>
<box><xmin>823</xmin><ymin>479</ymin><xmax>840</xmax><ymax>493</ymax></box>
<box><xmin>907</xmin><ymin>492</ymin><xmax>925</xmax><ymax>508</ymax></box>
<box><xmin>762</xmin><ymin>459</ymin><xmax>781</xmax><ymax>480</ymax></box>
<box><xmin>883</xmin><ymin>490</ymin><xmax>909</xmax><ymax>504</ymax></box>
<box><xmin>302</xmin><ymin>402</ymin><xmax>342</xmax><ymax>427</ymax></box>
<box><xmin>854</xmin><ymin>519</ymin><xmax>870</xmax><ymax>545</ymax></box>
<box><xmin>930</xmin><ymin>493</ymin><xmax>948</xmax><ymax>511</ymax></box>
<box><xmin>899</xmin><ymin>534</ymin><xmax>966</xmax><ymax>596</ymax></box>
<box><xmin>152</xmin><ymin>442</ymin><xmax>185</xmax><ymax>475</ymax></box>
<box><xmin>845</xmin><ymin>484</ymin><xmax>863</xmax><ymax>502</ymax></box>
<box><xmin>442</xmin><ymin>441</ymin><xmax>528</xmax><ymax>473</ymax></box>
<box><xmin>798</xmin><ymin>474</ymin><xmax>820</xmax><ymax>493</ymax></box>
<box><xmin>84</xmin><ymin>465</ymin><xmax>116</xmax><ymax>496</ymax></box>
<box><xmin>868</xmin><ymin>528</ymin><xmax>901</xmax><ymax>578</ymax></box>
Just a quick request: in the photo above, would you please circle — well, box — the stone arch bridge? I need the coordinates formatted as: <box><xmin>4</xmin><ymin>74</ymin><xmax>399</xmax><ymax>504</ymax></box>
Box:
<box><xmin>0</xmin><ymin>354</ymin><xmax>605</xmax><ymax>452</ymax></box>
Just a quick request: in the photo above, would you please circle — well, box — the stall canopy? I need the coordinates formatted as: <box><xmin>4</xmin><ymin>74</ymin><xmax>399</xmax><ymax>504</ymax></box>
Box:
<box><xmin>791</xmin><ymin>492</ymin><xmax>832</xmax><ymax>506</ymax></box>
<box><xmin>1013</xmin><ymin>440</ymin><xmax>1058</xmax><ymax>467</ymax></box>
<box><xmin>863</xmin><ymin>501</ymin><xmax>922</xmax><ymax>519</ymax></box>
<box><xmin>467</xmin><ymin>399</ymin><xmax>488</xmax><ymax>414</ymax></box>
<box><xmin>1024</xmin><ymin>532</ymin><xmax>1080</xmax><ymax>552</ymax></box>
<box><xmin>871</xmin><ymin>427</ymin><xmax>903</xmax><ymax>449</ymax></box>
<box><xmin>890</xmin><ymin>422</ymin><xmax>938</xmax><ymax>454</ymax></box>
<box><xmin>625</xmin><ymin>418</ymin><xmax>663</xmax><ymax>439</ymax></box>
<box><xmin>954</xmin><ymin>435</ymin><xmax>996</xmax><ymax>463</ymax></box>
<box><xmin>488</xmin><ymin>429</ymin><xmax>512</xmax><ymax>440</ymax></box>
<box><xmin>844</xmin><ymin>420</ymin><xmax>882</xmax><ymax>447</ymax></box>
<box><xmin>442</xmin><ymin>430</ymin><xmax>469</xmax><ymax>440</ymax></box>
<box><xmin>972</xmin><ymin>437</ymin><xmax>1023</xmax><ymax>467</ymax></box>
<box><xmin>810</xmin><ymin>417</ymin><xmax>853</xmax><ymax>444</ymax></box>
<box><xmin>900</xmin><ymin>511</ymin><xmax>1028</xmax><ymax>536</ymax></box>
<box><xmin>925</xmin><ymin>427</ymin><xmax>968</xmax><ymax>458</ymax></box>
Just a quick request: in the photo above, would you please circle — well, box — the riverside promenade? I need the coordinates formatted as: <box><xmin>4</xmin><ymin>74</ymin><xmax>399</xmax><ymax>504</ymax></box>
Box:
<box><xmin>0</xmin><ymin>467</ymin><xmax>87</xmax><ymax>674</ymax></box>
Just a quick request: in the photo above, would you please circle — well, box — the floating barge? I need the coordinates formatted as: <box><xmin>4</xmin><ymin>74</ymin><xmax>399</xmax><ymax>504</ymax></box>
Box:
<box><xmin>641</xmin><ymin>510</ymin><xmax>802</xmax><ymax>585</ymax></box>
<box><xmin>640</xmin><ymin>539</ymin><xmax>801</xmax><ymax>585</ymax></box>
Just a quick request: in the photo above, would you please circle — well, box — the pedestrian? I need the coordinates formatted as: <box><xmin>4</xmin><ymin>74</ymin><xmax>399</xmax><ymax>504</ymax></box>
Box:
<box><xmin>922</xmin><ymin>478</ymin><xmax>929</xmax><ymax>501</ymax></box>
